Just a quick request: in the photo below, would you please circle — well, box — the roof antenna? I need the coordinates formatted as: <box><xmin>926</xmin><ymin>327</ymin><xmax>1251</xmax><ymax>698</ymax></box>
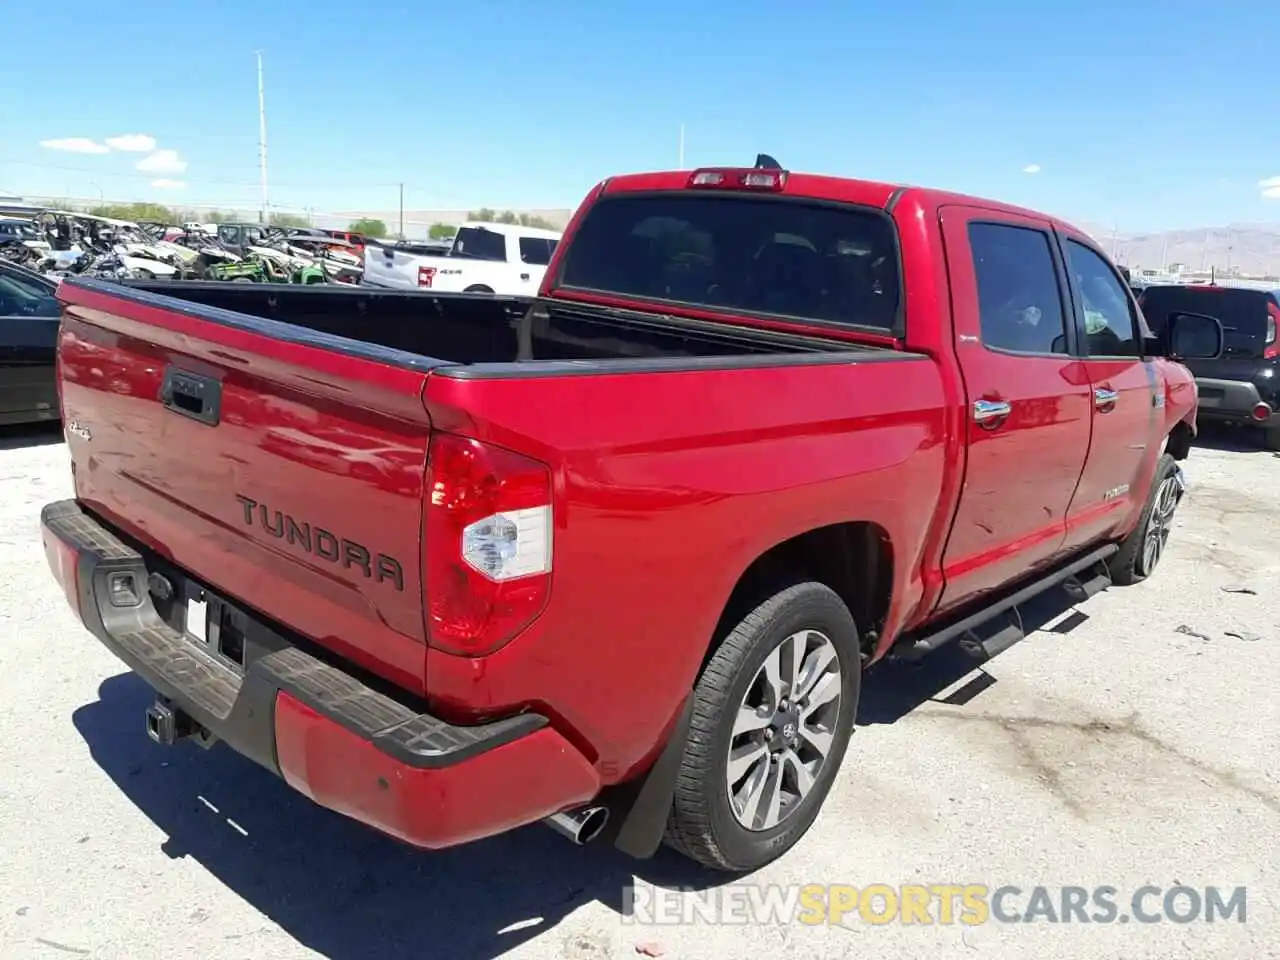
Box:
<box><xmin>754</xmin><ymin>153</ymin><xmax>782</xmax><ymax>170</ymax></box>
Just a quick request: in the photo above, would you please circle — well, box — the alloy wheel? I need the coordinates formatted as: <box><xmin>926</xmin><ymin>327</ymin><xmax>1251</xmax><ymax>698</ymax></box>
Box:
<box><xmin>1139</xmin><ymin>475</ymin><xmax>1181</xmax><ymax>576</ymax></box>
<box><xmin>725</xmin><ymin>630</ymin><xmax>843</xmax><ymax>832</ymax></box>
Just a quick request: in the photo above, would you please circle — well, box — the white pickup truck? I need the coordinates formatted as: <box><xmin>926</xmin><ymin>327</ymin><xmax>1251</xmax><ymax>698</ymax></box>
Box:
<box><xmin>362</xmin><ymin>221</ymin><xmax>561</xmax><ymax>294</ymax></box>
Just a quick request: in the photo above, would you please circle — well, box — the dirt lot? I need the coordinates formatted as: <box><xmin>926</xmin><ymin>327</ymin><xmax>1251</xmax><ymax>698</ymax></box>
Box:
<box><xmin>0</xmin><ymin>425</ymin><xmax>1276</xmax><ymax>960</ymax></box>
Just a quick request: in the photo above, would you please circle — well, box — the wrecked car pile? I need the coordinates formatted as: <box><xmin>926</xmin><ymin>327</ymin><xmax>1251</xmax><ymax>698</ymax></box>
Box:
<box><xmin>0</xmin><ymin>212</ymin><xmax>365</xmax><ymax>286</ymax></box>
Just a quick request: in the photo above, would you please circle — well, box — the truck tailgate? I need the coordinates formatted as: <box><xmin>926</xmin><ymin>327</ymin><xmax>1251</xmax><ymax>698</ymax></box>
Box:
<box><xmin>56</xmin><ymin>279</ymin><xmax>437</xmax><ymax>694</ymax></box>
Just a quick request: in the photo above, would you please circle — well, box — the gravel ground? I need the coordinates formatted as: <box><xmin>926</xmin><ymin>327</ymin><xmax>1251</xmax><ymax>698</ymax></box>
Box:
<box><xmin>0</xmin><ymin>424</ymin><xmax>1276</xmax><ymax>960</ymax></box>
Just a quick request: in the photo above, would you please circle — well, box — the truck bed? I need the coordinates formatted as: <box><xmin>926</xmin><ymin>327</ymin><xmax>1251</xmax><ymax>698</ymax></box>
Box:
<box><xmin>119</xmin><ymin>279</ymin><xmax>863</xmax><ymax>372</ymax></box>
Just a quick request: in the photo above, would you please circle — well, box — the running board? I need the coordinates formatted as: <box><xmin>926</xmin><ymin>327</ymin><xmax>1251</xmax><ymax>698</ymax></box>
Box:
<box><xmin>894</xmin><ymin>544</ymin><xmax>1119</xmax><ymax>662</ymax></box>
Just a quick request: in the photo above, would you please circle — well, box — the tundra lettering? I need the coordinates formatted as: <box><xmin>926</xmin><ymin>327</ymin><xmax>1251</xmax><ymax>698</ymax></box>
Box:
<box><xmin>233</xmin><ymin>493</ymin><xmax>404</xmax><ymax>591</ymax></box>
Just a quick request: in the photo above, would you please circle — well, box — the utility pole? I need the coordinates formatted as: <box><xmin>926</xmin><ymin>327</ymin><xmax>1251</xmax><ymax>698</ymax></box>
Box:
<box><xmin>399</xmin><ymin>183</ymin><xmax>405</xmax><ymax>238</ymax></box>
<box><xmin>679</xmin><ymin>125</ymin><xmax>685</xmax><ymax>170</ymax></box>
<box><xmin>256</xmin><ymin>51</ymin><xmax>269</xmax><ymax>224</ymax></box>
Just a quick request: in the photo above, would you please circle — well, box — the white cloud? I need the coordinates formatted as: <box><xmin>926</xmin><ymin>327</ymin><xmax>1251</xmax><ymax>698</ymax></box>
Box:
<box><xmin>1259</xmin><ymin>176</ymin><xmax>1280</xmax><ymax>199</ymax></box>
<box><xmin>40</xmin><ymin>137</ymin><xmax>110</xmax><ymax>154</ymax></box>
<box><xmin>1022</xmin><ymin>163</ymin><xmax>1042</xmax><ymax>174</ymax></box>
<box><xmin>135</xmin><ymin>149</ymin><xmax>188</xmax><ymax>175</ymax></box>
<box><xmin>151</xmin><ymin>179</ymin><xmax>185</xmax><ymax>190</ymax></box>
<box><xmin>106</xmin><ymin>134</ymin><xmax>157</xmax><ymax>153</ymax></box>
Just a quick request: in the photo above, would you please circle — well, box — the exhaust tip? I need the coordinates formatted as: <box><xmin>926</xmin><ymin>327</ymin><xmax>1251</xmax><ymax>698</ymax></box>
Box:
<box><xmin>544</xmin><ymin>805</ymin><xmax>610</xmax><ymax>845</ymax></box>
<box><xmin>1251</xmin><ymin>402</ymin><xmax>1272</xmax><ymax>423</ymax></box>
<box><xmin>576</xmin><ymin>807</ymin><xmax>610</xmax><ymax>845</ymax></box>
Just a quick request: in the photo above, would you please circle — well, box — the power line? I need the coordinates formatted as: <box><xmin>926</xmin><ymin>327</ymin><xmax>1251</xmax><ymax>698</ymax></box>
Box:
<box><xmin>0</xmin><ymin>156</ymin><xmax>415</xmax><ymax>193</ymax></box>
<box><xmin>1</xmin><ymin>156</ymin><xmax>576</xmax><ymax>213</ymax></box>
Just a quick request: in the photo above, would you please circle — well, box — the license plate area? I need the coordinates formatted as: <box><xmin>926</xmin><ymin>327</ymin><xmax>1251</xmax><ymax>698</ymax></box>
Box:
<box><xmin>183</xmin><ymin>582</ymin><xmax>250</xmax><ymax>673</ymax></box>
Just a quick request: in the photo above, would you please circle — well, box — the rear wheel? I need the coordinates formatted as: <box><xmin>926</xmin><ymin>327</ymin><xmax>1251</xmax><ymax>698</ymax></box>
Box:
<box><xmin>1263</xmin><ymin>425</ymin><xmax>1280</xmax><ymax>452</ymax></box>
<box><xmin>664</xmin><ymin>581</ymin><xmax>861</xmax><ymax>872</ymax></box>
<box><xmin>1108</xmin><ymin>453</ymin><xmax>1183</xmax><ymax>585</ymax></box>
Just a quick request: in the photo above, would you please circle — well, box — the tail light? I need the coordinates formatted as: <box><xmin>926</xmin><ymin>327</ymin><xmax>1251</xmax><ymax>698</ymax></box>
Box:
<box><xmin>418</xmin><ymin>266</ymin><xmax>436</xmax><ymax>288</ymax></box>
<box><xmin>688</xmin><ymin>168</ymin><xmax>787</xmax><ymax>191</ymax></box>
<box><xmin>424</xmin><ymin>434</ymin><xmax>553</xmax><ymax>656</ymax></box>
<box><xmin>42</xmin><ymin>529</ymin><xmax>81</xmax><ymax>617</ymax></box>
<box><xmin>1265</xmin><ymin>302</ymin><xmax>1278</xmax><ymax>359</ymax></box>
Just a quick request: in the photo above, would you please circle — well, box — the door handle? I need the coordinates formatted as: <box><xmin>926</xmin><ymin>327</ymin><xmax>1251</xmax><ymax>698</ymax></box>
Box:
<box><xmin>1094</xmin><ymin>387</ymin><xmax>1119</xmax><ymax>411</ymax></box>
<box><xmin>972</xmin><ymin>398</ymin><xmax>1012</xmax><ymax>425</ymax></box>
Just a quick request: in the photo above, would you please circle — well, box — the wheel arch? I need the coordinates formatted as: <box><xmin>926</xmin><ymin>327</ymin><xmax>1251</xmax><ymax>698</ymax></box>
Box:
<box><xmin>709</xmin><ymin>520</ymin><xmax>895</xmax><ymax>666</ymax></box>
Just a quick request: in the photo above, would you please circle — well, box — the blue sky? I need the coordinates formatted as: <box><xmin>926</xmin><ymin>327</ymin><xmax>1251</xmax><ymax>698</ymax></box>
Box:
<box><xmin>1</xmin><ymin>0</ymin><xmax>1276</xmax><ymax>231</ymax></box>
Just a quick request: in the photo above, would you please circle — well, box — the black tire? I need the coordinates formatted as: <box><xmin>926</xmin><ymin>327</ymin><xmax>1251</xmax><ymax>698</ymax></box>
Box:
<box><xmin>1107</xmin><ymin>453</ymin><xmax>1183</xmax><ymax>586</ymax></box>
<box><xmin>463</xmin><ymin>284</ymin><xmax>494</xmax><ymax>294</ymax></box>
<box><xmin>663</xmin><ymin>581</ymin><xmax>861</xmax><ymax>872</ymax></box>
<box><xmin>1263</xmin><ymin>425</ymin><xmax>1280</xmax><ymax>452</ymax></box>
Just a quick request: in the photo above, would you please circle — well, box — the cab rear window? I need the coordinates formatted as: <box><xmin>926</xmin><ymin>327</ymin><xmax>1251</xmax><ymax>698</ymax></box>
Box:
<box><xmin>555</xmin><ymin>192</ymin><xmax>901</xmax><ymax>333</ymax></box>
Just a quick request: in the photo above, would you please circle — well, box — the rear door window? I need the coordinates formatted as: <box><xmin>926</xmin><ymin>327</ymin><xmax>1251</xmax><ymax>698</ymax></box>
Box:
<box><xmin>0</xmin><ymin>268</ymin><xmax>59</xmax><ymax>318</ymax></box>
<box><xmin>967</xmin><ymin>222</ymin><xmax>1069</xmax><ymax>355</ymax></box>
<box><xmin>518</xmin><ymin>236</ymin><xmax>558</xmax><ymax>265</ymax></box>
<box><xmin>1139</xmin><ymin>286</ymin><xmax>1273</xmax><ymax>358</ymax></box>
<box><xmin>555</xmin><ymin>192</ymin><xmax>901</xmax><ymax>332</ymax></box>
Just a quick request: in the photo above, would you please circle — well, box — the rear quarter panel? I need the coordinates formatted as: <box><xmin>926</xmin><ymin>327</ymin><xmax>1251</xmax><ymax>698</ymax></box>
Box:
<box><xmin>422</xmin><ymin>356</ymin><xmax>947</xmax><ymax>780</ymax></box>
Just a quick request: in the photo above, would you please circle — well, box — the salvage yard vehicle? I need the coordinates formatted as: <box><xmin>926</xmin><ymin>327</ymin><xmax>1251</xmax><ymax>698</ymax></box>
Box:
<box><xmin>42</xmin><ymin>159</ymin><xmax>1222</xmax><ymax>873</ymax></box>
<box><xmin>278</xmin><ymin>233</ymin><xmax>362</xmax><ymax>283</ymax></box>
<box><xmin>0</xmin><ymin>260</ymin><xmax>59</xmax><ymax>425</ymax></box>
<box><xmin>362</xmin><ymin>220</ymin><xmax>560</xmax><ymax>293</ymax></box>
<box><xmin>33</xmin><ymin>212</ymin><xmax>182</xmax><ymax>280</ymax></box>
<box><xmin>1138</xmin><ymin>283</ymin><xmax>1280</xmax><ymax>449</ymax></box>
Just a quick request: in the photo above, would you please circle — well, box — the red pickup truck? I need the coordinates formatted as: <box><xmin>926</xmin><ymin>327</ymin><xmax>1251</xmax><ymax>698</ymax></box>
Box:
<box><xmin>42</xmin><ymin>161</ymin><xmax>1221</xmax><ymax>872</ymax></box>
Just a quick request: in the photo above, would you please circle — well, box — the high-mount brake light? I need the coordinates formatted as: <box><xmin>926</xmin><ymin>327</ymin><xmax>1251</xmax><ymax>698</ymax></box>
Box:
<box><xmin>689</xmin><ymin>171</ymin><xmax>726</xmax><ymax>187</ymax></box>
<box><xmin>687</xmin><ymin>168</ymin><xmax>787</xmax><ymax>191</ymax></box>
<box><xmin>424</xmin><ymin>434</ymin><xmax>553</xmax><ymax>656</ymax></box>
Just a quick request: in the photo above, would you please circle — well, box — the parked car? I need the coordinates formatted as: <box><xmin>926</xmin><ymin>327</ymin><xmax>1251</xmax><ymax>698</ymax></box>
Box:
<box><xmin>41</xmin><ymin>160</ymin><xmax>1221</xmax><ymax>873</ymax></box>
<box><xmin>1137</xmin><ymin>283</ymin><xmax>1280</xmax><ymax>449</ymax></box>
<box><xmin>0</xmin><ymin>260</ymin><xmax>60</xmax><ymax>425</ymax></box>
<box><xmin>362</xmin><ymin>220</ymin><xmax>560</xmax><ymax>294</ymax></box>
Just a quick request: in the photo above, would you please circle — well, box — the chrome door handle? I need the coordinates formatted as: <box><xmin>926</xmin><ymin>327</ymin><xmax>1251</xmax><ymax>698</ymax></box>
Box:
<box><xmin>973</xmin><ymin>398</ymin><xmax>1012</xmax><ymax>423</ymax></box>
<box><xmin>1094</xmin><ymin>388</ymin><xmax>1119</xmax><ymax>410</ymax></box>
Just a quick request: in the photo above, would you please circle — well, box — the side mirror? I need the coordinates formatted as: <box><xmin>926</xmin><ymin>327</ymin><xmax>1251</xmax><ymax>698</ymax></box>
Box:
<box><xmin>1164</xmin><ymin>311</ymin><xmax>1224</xmax><ymax>361</ymax></box>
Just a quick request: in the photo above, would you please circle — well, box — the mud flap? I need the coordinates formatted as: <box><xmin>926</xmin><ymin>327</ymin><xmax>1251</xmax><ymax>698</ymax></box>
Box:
<box><xmin>603</xmin><ymin>694</ymin><xmax>694</xmax><ymax>859</ymax></box>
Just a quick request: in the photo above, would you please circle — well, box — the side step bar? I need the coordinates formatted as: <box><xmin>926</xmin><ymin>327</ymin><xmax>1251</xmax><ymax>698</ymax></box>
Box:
<box><xmin>895</xmin><ymin>544</ymin><xmax>1118</xmax><ymax>662</ymax></box>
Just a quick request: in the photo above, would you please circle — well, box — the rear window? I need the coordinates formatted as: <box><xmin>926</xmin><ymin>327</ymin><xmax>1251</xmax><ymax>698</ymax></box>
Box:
<box><xmin>453</xmin><ymin>227</ymin><xmax>507</xmax><ymax>261</ymax></box>
<box><xmin>555</xmin><ymin>193</ymin><xmax>901</xmax><ymax>332</ymax></box>
<box><xmin>1139</xmin><ymin>286</ymin><xmax>1277</xmax><ymax>357</ymax></box>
